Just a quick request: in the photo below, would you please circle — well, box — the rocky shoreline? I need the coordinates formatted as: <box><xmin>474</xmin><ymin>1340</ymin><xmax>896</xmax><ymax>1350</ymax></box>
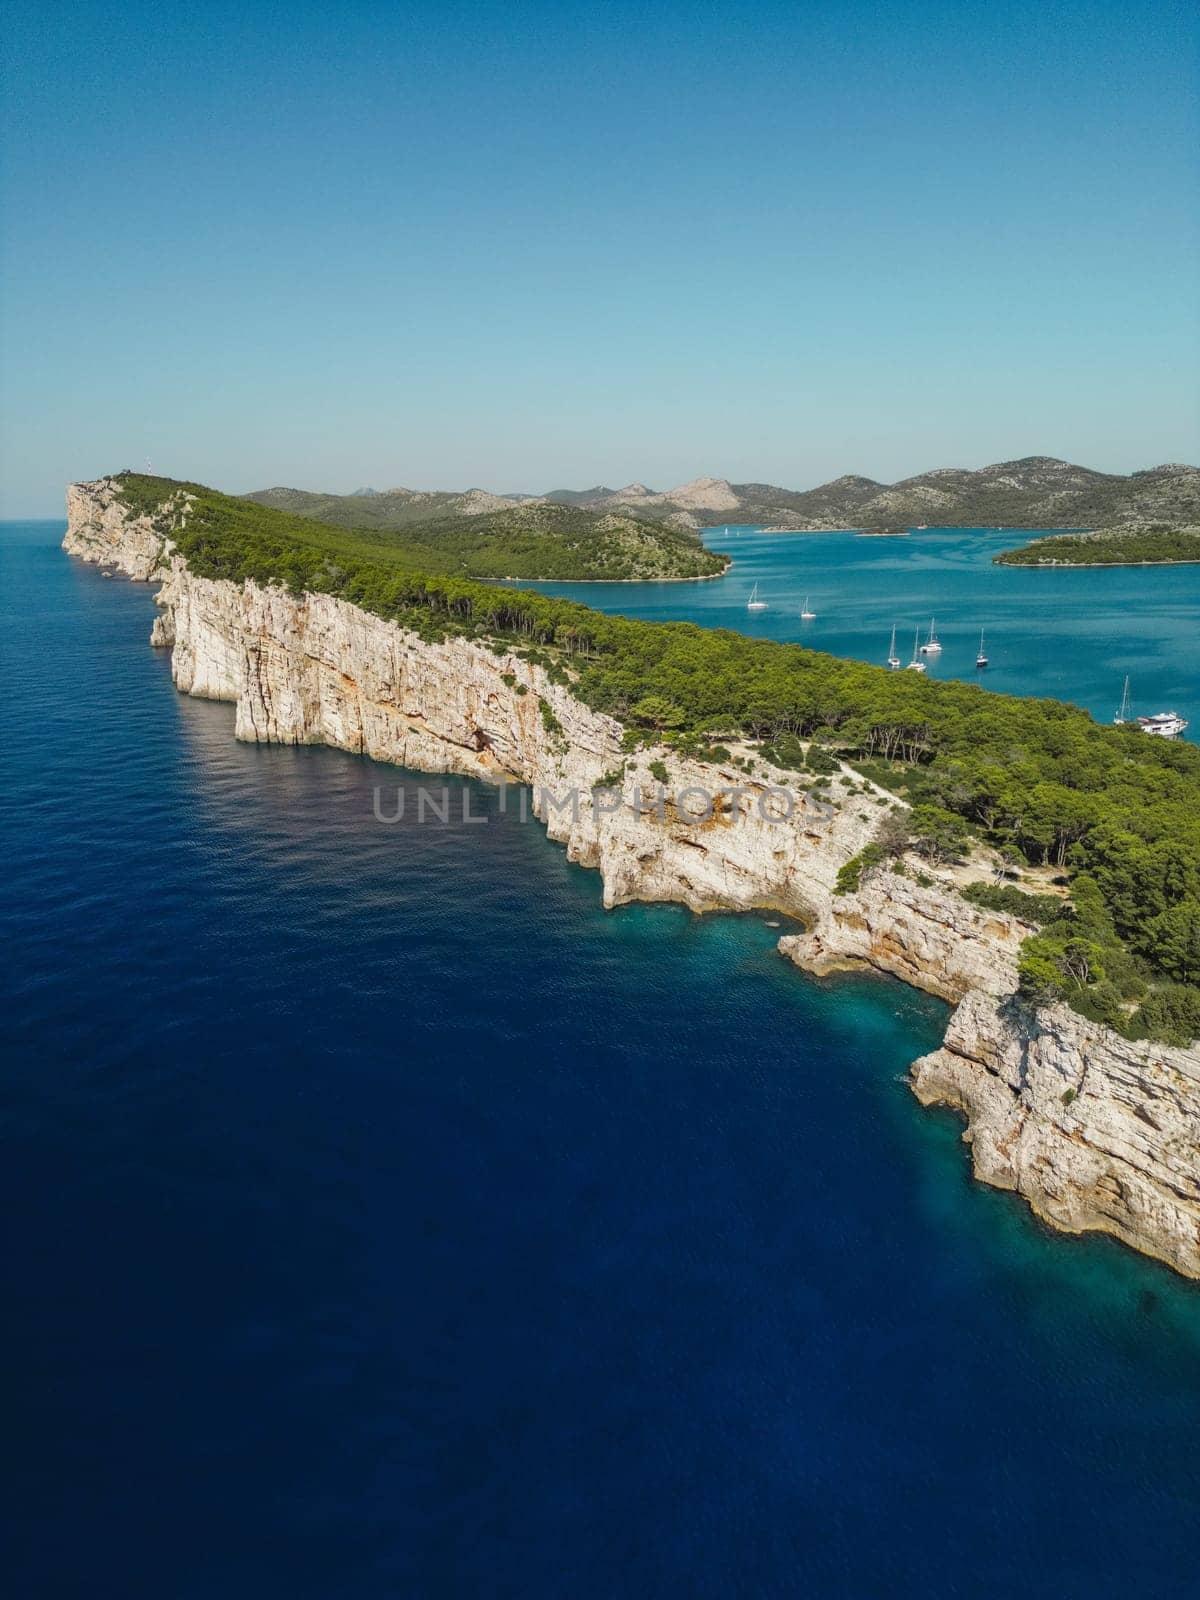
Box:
<box><xmin>65</xmin><ymin>478</ymin><xmax>1200</xmax><ymax>1279</ymax></box>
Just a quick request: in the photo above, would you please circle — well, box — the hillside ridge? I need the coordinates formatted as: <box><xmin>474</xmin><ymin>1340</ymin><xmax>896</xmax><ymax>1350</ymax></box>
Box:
<box><xmin>248</xmin><ymin>457</ymin><xmax>1199</xmax><ymax>533</ymax></box>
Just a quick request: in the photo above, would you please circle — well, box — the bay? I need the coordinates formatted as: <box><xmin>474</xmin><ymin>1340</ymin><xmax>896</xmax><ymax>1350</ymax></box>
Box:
<box><xmin>529</xmin><ymin>525</ymin><xmax>1199</xmax><ymax>739</ymax></box>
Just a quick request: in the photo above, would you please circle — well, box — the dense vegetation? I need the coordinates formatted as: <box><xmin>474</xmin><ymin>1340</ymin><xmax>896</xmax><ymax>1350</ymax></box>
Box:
<box><xmin>244</xmin><ymin>485</ymin><xmax>470</xmax><ymax>529</ymax></box>
<box><xmin>395</xmin><ymin>504</ymin><xmax>727</xmax><ymax>580</ymax></box>
<box><xmin>997</xmin><ymin>526</ymin><xmax>1200</xmax><ymax>566</ymax></box>
<box><xmin>117</xmin><ymin>473</ymin><xmax>1200</xmax><ymax>1042</ymax></box>
<box><xmin>960</xmin><ymin>881</ymin><xmax>1066</xmax><ymax>924</ymax></box>
<box><xmin>241</xmin><ymin>485</ymin><xmax>726</xmax><ymax>580</ymax></box>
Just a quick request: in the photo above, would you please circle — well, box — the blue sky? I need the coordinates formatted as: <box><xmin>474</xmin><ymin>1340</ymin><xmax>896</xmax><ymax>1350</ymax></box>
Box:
<box><xmin>2</xmin><ymin>0</ymin><xmax>1196</xmax><ymax>514</ymax></box>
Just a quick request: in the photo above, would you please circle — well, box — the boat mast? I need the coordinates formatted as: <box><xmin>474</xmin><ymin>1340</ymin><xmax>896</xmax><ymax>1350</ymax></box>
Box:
<box><xmin>1115</xmin><ymin>676</ymin><xmax>1131</xmax><ymax>724</ymax></box>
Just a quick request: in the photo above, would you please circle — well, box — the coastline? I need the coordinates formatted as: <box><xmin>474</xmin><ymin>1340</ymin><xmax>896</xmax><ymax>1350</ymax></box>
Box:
<box><xmin>739</xmin><ymin>523</ymin><xmax>1094</xmax><ymax>537</ymax></box>
<box><xmin>497</xmin><ymin>556</ymin><xmax>732</xmax><ymax>585</ymax></box>
<box><xmin>997</xmin><ymin>557</ymin><xmax>1200</xmax><ymax>569</ymax></box>
<box><xmin>64</xmin><ymin>477</ymin><xmax>1200</xmax><ymax>1280</ymax></box>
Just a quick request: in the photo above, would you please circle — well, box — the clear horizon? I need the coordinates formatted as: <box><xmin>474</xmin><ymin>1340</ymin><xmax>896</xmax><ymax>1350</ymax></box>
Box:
<box><xmin>2</xmin><ymin>0</ymin><xmax>1198</xmax><ymax>517</ymax></box>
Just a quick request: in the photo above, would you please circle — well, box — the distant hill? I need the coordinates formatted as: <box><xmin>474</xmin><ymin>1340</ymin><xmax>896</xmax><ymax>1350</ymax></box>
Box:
<box><xmin>546</xmin><ymin>477</ymin><xmax>742</xmax><ymax>517</ymax></box>
<box><xmin>550</xmin><ymin>459</ymin><xmax>1200</xmax><ymax>530</ymax></box>
<box><xmin>809</xmin><ymin>458</ymin><xmax>1200</xmax><ymax>533</ymax></box>
<box><xmin>243</xmin><ymin>484</ymin><xmax>537</xmax><ymax>529</ymax></box>
<box><xmin>394</xmin><ymin>503</ymin><xmax>728</xmax><ymax>581</ymax></box>
<box><xmin>238</xmin><ymin>485</ymin><xmax>726</xmax><ymax>581</ymax></box>
<box><xmin>249</xmin><ymin>458</ymin><xmax>1200</xmax><ymax>537</ymax></box>
<box><xmin>543</xmin><ymin>486</ymin><xmax>616</xmax><ymax>507</ymax></box>
<box><xmin>727</xmin><ymin>475</ymin><xmax>885</xmax><ymax>528</ymax></box>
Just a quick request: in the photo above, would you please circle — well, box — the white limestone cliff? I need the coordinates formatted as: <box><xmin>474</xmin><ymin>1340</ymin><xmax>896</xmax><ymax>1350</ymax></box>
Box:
<box><xmin>781</xmin><ymin>872</ymin><xmax>1200</xmax><ymax>1278</ymax></box>
<box><xmin>63</xmin><ymin>478</ymin><xmax>1200</xmax><ymax>1278</ymax></box>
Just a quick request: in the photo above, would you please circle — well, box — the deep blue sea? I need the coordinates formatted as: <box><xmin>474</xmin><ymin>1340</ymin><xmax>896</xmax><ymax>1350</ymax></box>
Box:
<box><xmin>4</xmin><ymin>519</ymin><xmax>1200</xmax><ymax>1598</ymax></box>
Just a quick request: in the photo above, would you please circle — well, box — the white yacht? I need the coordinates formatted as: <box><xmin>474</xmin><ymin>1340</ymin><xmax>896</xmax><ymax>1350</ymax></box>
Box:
<box><xmin>1114</xmin><ymin>679</ymin><xmax>1188</xmax><ymax>738</ymax></box>
<box><xmin>918</xmin><ymin>617</ymin><xmax>942</xmax><ymax>656</ymax></box>
<box><xmin>746</xmin><ymin>583</ymin><xmax>767</xmax><ymax>611</ymax></box>
<box><xmin>887</xmin><ymin>623</ymin><xmax>901</xmax><ymax>670</ymax></box>
<box><xmin>906</xmin><ymin>630</ymin><xmax>927</xmax><ymax>672</ymax></box>
<box><xmin>1138</xmin><ymin>711</ymin><xmax>1189</xmax><ymax>738</ymax></box>
<box><xmin>801</xmin><ymin>595</ymin><xmax>816</xmax><ymax>619</ymax></box>
<box><xmin>975</xmin><ymin>628</ymin><xmax>988</xmax><ymax>668</ymax></box>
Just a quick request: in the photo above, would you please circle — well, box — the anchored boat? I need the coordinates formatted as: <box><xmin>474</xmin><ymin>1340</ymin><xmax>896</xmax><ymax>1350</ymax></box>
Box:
<box><xmin>1114</xmin><ymin>678</ymin><xmax>1188</xmax><ymax>738</ymax></box>
<box><xmin>918</xmin><ymin>617</ymin><xmax>942</xmax><ymax>656</ymax></box>
<box><xmin>1114</xmin><ymin>676</ymin><xmax>1132</xmax><ymax>724</ymax></box>
<box><xmin>1138</xmin><ymin>710</ymin><xmax>1189</xmax><ymax>738</ymax></box>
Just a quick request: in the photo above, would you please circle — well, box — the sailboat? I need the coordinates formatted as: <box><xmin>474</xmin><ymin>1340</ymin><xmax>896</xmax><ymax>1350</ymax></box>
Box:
<box><xmin>747</xmin><ymin>583</ymin><xmax>767</xmax><ymax>611</ymax></box>
<box><xmin>887</xmin><ymin>623</ymin><xmax>901</xmax><ymax>670</ymax></box>
<box><xmin>918</xmin><ymin>616</ymin><xmax>942</xmax><ymax>656</ymax></box>
<box><xmin>975</xmin><ymin>628</ymin><xmax>988</xmax><ymax>668</ymax></box>
<box><xmin>801</xmin><ymin>595</ymin><xmax>816</xmax><ymax>619</ymax></box>
<box><xmin>905</xmin><ymin>629</ymin><xmax>927</xmax><ymax>672</ymax></box>
<box><xmin>1114</xmin><ymin>676</ymin><xmax>1132</xmax><ymax>725</ymax></box>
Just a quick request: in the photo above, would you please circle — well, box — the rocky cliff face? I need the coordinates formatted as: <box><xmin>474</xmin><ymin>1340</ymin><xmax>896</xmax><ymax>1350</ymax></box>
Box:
<box><xmin>64</xmin><ymin>482</ymin><xmax>879</xmax><ymax>922</ymax></box>
<box><xmin>64</xmin><ymin>479</ymin><xmax>175</xmax><ymax>580</ymax></box>
<box><xmin>782</xmin><ymin>871</ymin><xmax>1200</xmax><ymax>1277</ymax></box>
<box><xmin>64</xmin><ymin>478</ymin><xmax>1200</xmax><ymax>1278</ymax></box>
<box><xmin>779</xmin><ymin>870</ymin><xmax>1031</xmax><ymax>1004</ymax></box>
<box><xmin>910</xmin><ymin>991</ymin><xmax>1200</xmax><ymax>1279</ymax></box>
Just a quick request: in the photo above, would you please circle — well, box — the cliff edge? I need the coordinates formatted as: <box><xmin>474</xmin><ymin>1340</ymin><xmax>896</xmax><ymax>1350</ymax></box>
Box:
<box><xmin>64</xmin><ymin>477</ymin><xmax>1200</xmax><ymax>1278</ymax></box>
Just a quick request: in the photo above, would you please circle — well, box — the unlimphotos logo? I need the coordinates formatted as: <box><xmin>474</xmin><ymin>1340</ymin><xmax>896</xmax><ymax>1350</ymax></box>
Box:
<box><xmin>372</xmin><ymin>776</ymin><xmax>837</xmax><ymax>829</ymax></box>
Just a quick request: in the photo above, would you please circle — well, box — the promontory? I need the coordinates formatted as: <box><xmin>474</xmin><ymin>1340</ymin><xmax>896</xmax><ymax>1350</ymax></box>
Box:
<box><xmin>64</xmin><ymin>472</ymin><xmax>1200</xmax><ymax>1279</ymax></box>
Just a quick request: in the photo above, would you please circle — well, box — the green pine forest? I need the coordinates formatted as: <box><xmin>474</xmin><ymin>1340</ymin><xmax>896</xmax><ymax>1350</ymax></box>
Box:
<box><xmin>997</xmin><ymin>526</ymin><xmax>1200</xmax><ymax>566</ymax></box>
<box><xmin>118</xmin><ymin>473</ymin><xmax>1200</xmax><ymax>1044</ymax></box>
<box><xmin>118</xmin><ymin>474</ymin><xmax>726</xmax><ymax>584</ymax></box>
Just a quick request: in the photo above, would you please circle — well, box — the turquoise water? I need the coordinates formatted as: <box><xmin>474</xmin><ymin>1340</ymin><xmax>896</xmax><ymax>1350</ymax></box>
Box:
<box><xmin>5</xmin><ymin>520</ymin><xmax>1200</xmax><ymax>1596</ymax></box>
<box><xmin>527</xmin><ymin>526</ymin><xmax>1199</xmax><ymax>739</ymax></box>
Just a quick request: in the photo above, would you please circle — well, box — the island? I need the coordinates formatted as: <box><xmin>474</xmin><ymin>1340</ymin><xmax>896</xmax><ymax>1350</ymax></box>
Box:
<box><xmin>996</xmin><ymin>525</ymin><xmax>1200</xmax><ymax>566</ymax></box>
<box><xmin>65</xmin><ymin>472</ymin><xmax>1200</xmax><ymax>1279</ymax></box>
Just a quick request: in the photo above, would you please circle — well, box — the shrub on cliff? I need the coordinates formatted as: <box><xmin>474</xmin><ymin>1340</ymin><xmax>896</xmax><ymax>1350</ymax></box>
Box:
<box><xmin>835</xmin><ymin>843</ymin><xmax>887</xmax><ymax>896</ymax></box>
<box><xmin>960</xmin><ymin>882</ymin><xmax>1064</xmax><ymax>924</ymax></box>
<box><xmin>803</xmin><ymin>744</ymin><xmax>839</xmax><ymax>775</ymax></box>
